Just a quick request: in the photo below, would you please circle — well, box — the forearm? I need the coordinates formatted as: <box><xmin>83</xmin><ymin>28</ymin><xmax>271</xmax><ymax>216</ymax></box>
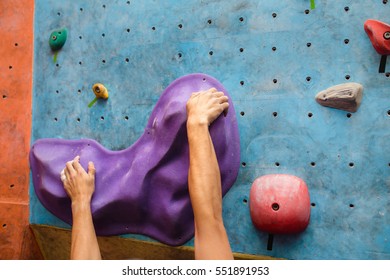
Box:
<box><xmin>70</xmin><ymin>201</ymin><xmax>101</xmax><ymax>260</ymax></box>
<box><xmin>187</xmin><ymin>121</ymin><xmax>222</xmax><ymax>222</ymax></box>
<box><xmin>187</xmin><ymin>121</ymin><xmax>233</xmax><ymax>259</ymax></box>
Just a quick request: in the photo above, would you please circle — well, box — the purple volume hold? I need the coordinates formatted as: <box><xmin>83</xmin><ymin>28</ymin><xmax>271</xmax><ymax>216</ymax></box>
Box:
<box><xmin>29</xmin><ymin>73</ymin><xmax>240</xmax><ymax>246</ymax></box>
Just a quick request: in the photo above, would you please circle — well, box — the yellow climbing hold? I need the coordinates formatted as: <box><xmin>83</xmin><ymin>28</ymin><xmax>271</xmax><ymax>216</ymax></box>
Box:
<box><xmin>88</xmin><ymin>83</ymin><xmax>109</xmax><ymax>107</ymax></box>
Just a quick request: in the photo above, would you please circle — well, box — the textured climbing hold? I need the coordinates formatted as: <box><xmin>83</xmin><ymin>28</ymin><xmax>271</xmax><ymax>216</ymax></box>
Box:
<box><xmin>88</xmin><ymin>83</ymin><xmax>109</xmax><ymax>108</ymax></box>
<box><xmin>49</xmin><ymin>28</ymin><xmax>67</xmax><ymax>62</ymax></box>
<box><xmin>249</xmin><ymin>174</ymin><xmax>311</xmax><ymax>234</ymax></box>
<box><xmin>315</xmin><ymin>83</ymin><xmax>363</xmax><ymax>113</ymax></box>
<box><xmin>29</xmin><ymin>73</ymin><xmax>240</xmax><ymax>246</ymax></box>
<box><xmin>364</xmin><ymin>19</ymin><xmax>390</xmax><ymax>73</ymax></box>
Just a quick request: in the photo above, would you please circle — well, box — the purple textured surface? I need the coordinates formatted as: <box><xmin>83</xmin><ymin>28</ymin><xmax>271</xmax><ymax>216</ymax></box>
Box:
<box><xmin>29</xmin><ymin>73</ymin><xmax>240</xmax><ymax>246</ymax></box>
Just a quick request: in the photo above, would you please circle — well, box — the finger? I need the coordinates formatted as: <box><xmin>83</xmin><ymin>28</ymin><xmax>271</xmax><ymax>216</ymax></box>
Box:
<box><xmin>72</xmin><ymin>156</ymin><xmax>85</xmax><ymax>173</ymax></box>
<box><xmin>213</xmin><ymin>91</ymin><xmax>225</xmax><ymax>98</ymax></box>
<box><xmin>208</xmin><ymin>87</ymin><xmax>217</xmax><ymax>93</ymax></box>
<box><xmin>60</xmin><ymin>169</ymin><xmax>67</xmax><ymax>182</ymax></box>
<box><xmin>65</xmin><ymin>160</ymin><xmax>76</xmax><ymax>176</ymax></box>
<box><xmin>222</xmin><ymin>102</ymin><xmax>229</xmax><ymax>117</ymax></box>
<box><xmin>218</xmin><ymin>95</ymin><xmax>229</xmax><ymax>103</ymax></box>
<box><xmin>88</xmin><ymin>161</ymin><xmax>96</xmax><ymax>177</ymax></box>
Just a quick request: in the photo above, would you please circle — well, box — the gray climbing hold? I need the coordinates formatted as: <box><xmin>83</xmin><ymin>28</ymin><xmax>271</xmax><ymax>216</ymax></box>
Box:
<box><xmin>315</xmin><ymin>83</ymin><xmax>363</xmax><ymax>113</ymax></box>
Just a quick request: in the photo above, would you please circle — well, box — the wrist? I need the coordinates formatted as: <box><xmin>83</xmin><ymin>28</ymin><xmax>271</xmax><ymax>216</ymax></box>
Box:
<box><xmin>71</xmin><ymin>198</ymin><xmax>92</xmax><ymax>213</ymax></box>
<box><xmin>186</xmin><ymin>117</ymin><xmax>209</xmax><ymax>129</ymax></box>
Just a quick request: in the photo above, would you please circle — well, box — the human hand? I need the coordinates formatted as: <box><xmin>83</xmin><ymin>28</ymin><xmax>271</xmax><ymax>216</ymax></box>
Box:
<box><xmin>61</xmin><ymin>156</ymin><xmax>96</xmax><ymax>205</ymax></box>
<box><xmin>186</xmin><ymin>88</ymin><xmax>229</xmax><ymax>127</ymax></box>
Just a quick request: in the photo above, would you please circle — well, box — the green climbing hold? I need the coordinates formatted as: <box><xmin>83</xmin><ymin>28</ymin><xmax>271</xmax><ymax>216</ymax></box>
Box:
<box><xmin>310</xmin><ymin>0</ymin><xmax>316</xmax><ymax>9</ymax></box>
<box><xmin>49</xmin><ymin>28</ymin><xmax>67</xmax><ymax>52</ymax></box>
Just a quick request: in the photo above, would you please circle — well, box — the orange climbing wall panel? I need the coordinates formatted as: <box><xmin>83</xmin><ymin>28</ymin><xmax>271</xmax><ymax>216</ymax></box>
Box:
<box><xmin>0</xmin><ymin>0</ymin><xmax>42</xmax><ymax>259</ymax></box>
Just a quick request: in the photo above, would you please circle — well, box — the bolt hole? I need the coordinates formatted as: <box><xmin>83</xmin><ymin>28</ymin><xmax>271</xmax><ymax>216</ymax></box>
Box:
<box><xmin>102</xmin><ymin>4</ymin><xmax>106</xmax><ymax>8</ymax></box>
<box><xmin>307</xmin><ymin>42</ymin><xmax>312</xmax><ymax>47</ymax></box>
<box><xmin>310</xmin><ymin>162</ymin><xmax>316</xmax><ymax>167</ymax></box>
<box><xmin>308</xmin><ymin>112</ymin><xmax>313</xmax><ymax>118</ymax></box>
<box><xmin>2</xmin><ymin>224</ymin><xmax>7</xmax><ymax>228</ymax></box>
<box><xmin>207</xmin><ymin>19</ymin><xmax>212</xmax><ymax>24</ymax></box>
<box><xmin>79</xmin><ymin>36</ymin><xmax>83</xmax><ymax>40</ymax></box>
<box><xmin>275</xmin><ymin>162</ymin><xmax>280</xmax><ymax>167</ymax></box>
<box><xmin>126</xmin><ymin>28</ymin><xmax>130</xmax><ymax>32</ymax></box>
<box><xmin>77</xmin><ymin>118</ymin><xmax>80</xmax><ymax>122</ymax></box>
<box><xmin>14</xmin><ymin>43</ymin><xmax>18</xmax><ymax>47</ymax></box>
<box><xmin>241</xmin><ymin>162</ymin><xmax>246</xmax><ymax>167</ymax></box>
<box><xmin>178</xmin><ymin>24</ymin><xmax>183</xmax><ymax>29</ymax></box>
<box><xmin>387</xmin><ymin>110</ymin><xmax>390</xmax><ymax>116</ymax></box>
<box><xmin>102</xmin><ymin>59</ymin><xmax>106</xmax><ymax>63</ymax></box>
<box><xmin>273</xmin><ymin>112</ymin><xmax>278</xmax><ymax>117</ymax></box>
<box><xmin>240</xmin><ymin>111</ymin><xmax>245</xmax><ymax>116</ymax></box>
<box><xmin>272</xmin><ymin>46</ymin><xmax>277</xmax><ymax>51</ymax></box>
<box><xmin>125</xmin><ymin>116</ymin><xmax>129</xmax><ymax>120</ymax></box>
<box><xmin>127</xmin><ymin>1</ymin><xmax>130</xmax><ymax>4</ymax></box>
<box><xmin>272</xmin><ymin>203</ymin><xmax>279</xmax><ymax>211</ymax></box>
<box><xmin>178</xmin><ymin>53</ymin><xmax>182</xmax><ymax>58</ymax></box>
<box><xmin>272</xmin><ymin>13</ymin><xmax>277</xmax><ymax>18</ymax></box>
<box><xmin>78</xmin><ymin>89</ymin><xmax>82</xmax><ymax>94</ymax></box>
<box><xmin>383</xmin><ymin>0</ymin><xmax>388</xmax><ymax>4</ymax></box>
<box><xmin>100</xmin><ymin>116</ymin><xmax>105</xmax><ymax>120</ymax></box>
<box><xmin>273</xmin><ymin>79</ymin><xmax>278</xmax><ymax>84</ymax></box>
<box><xmin>349</xmin><ymin>204</ymin><xmax>354</xmax><ymax>208</ymax></box>
<box><xmin>240</xmin><ymin>81</ymin><xmax>244</xmax><ymax>86</ymax></box>
<box><xmin>239</xmin><ymin>17</ymin><xmax>244</xmax><ymax>22</ymax></box>
<box><xmin>345</xmin><ymin>75</ymin><xmax>350</xmax><ymax>80</ymax></box>
<box><xmin>56</xmin><ymin>63</ymin><xmax>59</xmax><ymax>67</ymax></box>
<box><xmin>57</xmin><ymin>12</ymin><xmax>61</xmax><ymax>16</ymax></box>
<box><xmin>10</xmin><ymin>184</ymin><xmax>14</xmax><ymax>188</ymax></box>
<box><xmin>304</xmin><ymin>9</ymin><xmax>310</xmax><ymax>14</ymax></box>
<box><xmin>152</xmin><ymin>26</ymin><xmax>156</xmax><ymax>30</ymax></box>
<box><xmin>79</xmin><ymin>61</ymin><xmax>82</xmax><ymax>65</ymax></box>
<box><xmin>125</xmin><ymin>58</ymin><xmax>129</xmax><ymax>62</ymax></box>
<box><xmin>209</xmin><ymin>51</ymin><xmax>213</xmax><ymax>56</ymax></box>
<box><xmin>102</xmin><ymin>33</ymin><xmax>105</xmax><ymax>37</ymax></box>
<box><xmin>54</xmin><ymin>117</ymin><xmax>58</xmax><ymax>122</ymax></box>
<box><xmin>349</xmin><ymin>162</ymin><xmax>355</xmax><ymax>168</ymax></box>
<box><xmin>311</xmin><ymin>203</ymin><xmax>316</xmax><ymax>207</ymax></box>
<box><xmin>239</xmin><ymin>48</ymin><xmax>244</xmax><ymax>52</ymax></box>
<box><xmin>385</xmin><ymin>72</ymin><xmax>390</xmax><ymax>77</ymax></box>
<box><xmin>346</xmin><ymin>113</ymin><xmax>352</xmax><ymax>118</ymax></box>
<box><xmin>344</xmin><ymin>6</ymin><xmax>350</xmax><ymax>12</ymax></box>
<box><xmin>80</xmin><ymin>8</ymin><xmax>83</xmax><ymax>11</ymax></box>
<box><xmin>2</xmin><ymin>95</ymin><xmax>7</xmax><ymax>99</ymax></box>
<box><xmin>306</xmin><ymin>76</ymin><xmax>311</xmax><ymax>82</ymax></box>
<box><xmin>243</xmin><ymin>198</ymin><xmax>248</xmax><ymax>204</ymax></box>
<box><xmin>344</xmin><ymin>39</ymin><xmax>350</xmax><ymax>44</ymax></box>
<box><xmin>9</xmin><ymin>65</ymin><xmax>13</xmax><ymax>69</ymax></box>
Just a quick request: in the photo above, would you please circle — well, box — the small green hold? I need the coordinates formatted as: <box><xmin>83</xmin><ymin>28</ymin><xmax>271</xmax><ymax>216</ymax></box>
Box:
<box><xmin>310</xmin><ymin>0</ymin><xmax>316</xmax><ymax>9</ymax></box>
<box><xmin>49</xmin><ymin>28</ymin><xmax>67</xmax><ymax>52</ymax></box>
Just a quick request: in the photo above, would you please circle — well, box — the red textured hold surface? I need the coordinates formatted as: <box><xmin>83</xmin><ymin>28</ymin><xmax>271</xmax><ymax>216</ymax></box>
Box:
<box><xmin>364</xmin><ymin>19</ymin><xmax>390</xmax><ymax>56</ymax></box>
<box><xmin>249</xmin><ymin>174</ymin><xmax>311</xmax><ymax>234</ymax></box>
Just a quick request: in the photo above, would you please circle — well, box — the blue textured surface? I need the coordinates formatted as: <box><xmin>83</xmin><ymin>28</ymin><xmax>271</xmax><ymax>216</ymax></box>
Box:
<box><xmin>31</xmin><ymin>0</ymin><xmax>390</xmax><ymax>259</ymax></box>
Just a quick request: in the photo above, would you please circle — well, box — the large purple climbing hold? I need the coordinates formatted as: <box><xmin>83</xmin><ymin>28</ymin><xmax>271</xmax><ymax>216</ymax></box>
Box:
<box><xmin>29</xmin><ymin>73</ymin><xmax>240</xmax><ymax>246</ymax></box>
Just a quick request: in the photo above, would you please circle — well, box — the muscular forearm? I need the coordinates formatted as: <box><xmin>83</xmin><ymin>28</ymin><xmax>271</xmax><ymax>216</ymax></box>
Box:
<box><xmin>187</xmin><ymin>121</ymin><xmax>233</xmax><ymax>260</ymax></box>
<box><xmin>70</xmin><ymin>201</ymin><xmax>101</xmax><ymax>260</ymax></box>
<box><xmin>187</xmin><ymin>121</ymin><xmax>222</xmax><ymax>223</ymax></box>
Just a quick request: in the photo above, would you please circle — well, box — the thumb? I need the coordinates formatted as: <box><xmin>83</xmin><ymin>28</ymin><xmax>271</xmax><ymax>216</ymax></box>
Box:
<box><xmin>88</xmin><ymin>161</ymin><xmax>96</xmax><ymax>177</ymax></box>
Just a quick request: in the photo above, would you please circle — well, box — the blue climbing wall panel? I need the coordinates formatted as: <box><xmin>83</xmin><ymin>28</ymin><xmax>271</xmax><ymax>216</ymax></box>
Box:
<box><xmin>31</xmin><ymin>0</ymin><xmax>390</xmax><ymax>259</ymax></box>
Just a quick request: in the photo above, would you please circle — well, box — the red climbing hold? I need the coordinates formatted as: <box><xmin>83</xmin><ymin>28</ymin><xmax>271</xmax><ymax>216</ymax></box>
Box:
<box><xmin>249</xmin><ymin>174</ymin><xmax>311</xmax><ymax>234</ymax></box>
<box><xmin>364</xmin><ymin>19</ymin><xmax>390</xmax><ymax>56</ymax></box>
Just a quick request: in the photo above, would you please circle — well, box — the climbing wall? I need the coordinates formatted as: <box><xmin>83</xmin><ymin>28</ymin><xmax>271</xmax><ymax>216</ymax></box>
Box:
<box><xmin>0</xmin><ymin>0</ymin><xmax>42</xmax><ymax>259</ymax></box>
<box><xmin>31</xmin><ymin>0</ymin><xmax>390</xmax><ymax>259</ymax></box>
